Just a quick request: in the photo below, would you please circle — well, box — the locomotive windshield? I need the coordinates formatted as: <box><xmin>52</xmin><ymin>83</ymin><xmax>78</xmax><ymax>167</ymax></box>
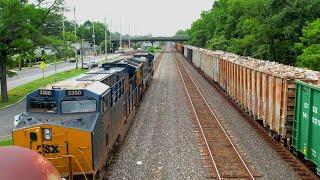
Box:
<box><xmin>61</xmin><ymin>100</ymin><xmax>97</xmax><ymax>114</ymax></box>
<box><xmin>28</xmin><ymin>99</ymin><xmax>57</xmax><ymax>113</ymax></box>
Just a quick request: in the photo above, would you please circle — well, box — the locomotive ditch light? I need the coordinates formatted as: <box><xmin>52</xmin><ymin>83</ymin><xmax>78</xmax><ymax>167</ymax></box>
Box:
<box><xmin>43</xmin><ymin>128</ymin><xmax>52</xmax><ymax>141</ymax></box>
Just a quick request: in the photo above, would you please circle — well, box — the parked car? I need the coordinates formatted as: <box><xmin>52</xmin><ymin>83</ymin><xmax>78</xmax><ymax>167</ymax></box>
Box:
<box><xmin>83</xmin><ymin>62</ymin><xmax>92</xmax><ymax>69</ymax></box>
<box><xmin>91</xmin><ymin>61</ymin><xmax>98</xmax><ymax>67</ymax></box>
<box><xmin>69</xmin><ymin>59</ymin><xmax>77</xmax><ymax>63</ymax></box>
<box><xmin>83</xmin><ymin>62</ymin><xmax>98</xmax><ymax>69</ymax></box>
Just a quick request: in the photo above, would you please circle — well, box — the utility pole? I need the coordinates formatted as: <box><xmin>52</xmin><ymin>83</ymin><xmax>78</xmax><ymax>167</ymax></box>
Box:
<box><xmin>80</xmin><ymin>28</ymin><xmax>84</xmax><ymax>69</ymax></box>
<box><xmin>92</xmin><ymin>19</ymin><xmax>96</xmax><ymax>56</ymax></box>
<box><xmin>128</xmin><ymin>25</ymin><xmax>131</xmax><ymax>49</ymax></box>
<box><xmin>62</xmin><ymin>4</ymin><xmax>65</xmax><ymax>42</ymax></box>
<box><xmin>81</xmin><ymin>39</ymin><xmax>84</xmax><ymax>69</ymax></box>
<box><xmin>105</xmin><ymin>17</ymin><xmax>108</xmax><ymax>61</ymax></box>
<box><xmin>74</xmin><ymin>5</ymin><xmax>78</xmax><ymax>69</ymax></box>
<box><xmin>58</xmin><ymin>2</ymin><xmax>64</xmax><ymax>81</ymax></box>
<box><xmin>110</xmin><ymin>20</ymin><xmax>112</xmax><ymax>53</ymax></box>
<box><xmin>119</xmin><ymin>17</ymin><xmax>122</xmax><ymax>50</ymax></box>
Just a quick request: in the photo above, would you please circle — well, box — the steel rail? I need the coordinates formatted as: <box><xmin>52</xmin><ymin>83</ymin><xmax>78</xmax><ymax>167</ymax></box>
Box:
<box><xmin>173</xmin><ymin>49</ymin><xmax>255</xmax><ymax>179</ymax></box>
<box><xmin>173</xmin><ymin>51</ymin><xmax>221</xmax><ymax>179</ymax></box>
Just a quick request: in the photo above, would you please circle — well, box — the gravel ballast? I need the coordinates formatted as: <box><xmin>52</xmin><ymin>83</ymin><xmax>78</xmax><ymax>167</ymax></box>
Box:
<box><xmin>178</xmin><ymin>53</ymin><xmax>301</xmax><ymax>180</ymax></box>
<box><xmin>109</xmin><ymin>52</ymin><xmax>207</xmax><ymax>179</ymax></box>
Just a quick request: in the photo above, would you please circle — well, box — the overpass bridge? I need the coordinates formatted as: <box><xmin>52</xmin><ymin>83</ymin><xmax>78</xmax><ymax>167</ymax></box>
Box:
<box><xmin>111</xmin><ymin>36</ymin><xmax>189</xmax><ymax>44</ymax></box>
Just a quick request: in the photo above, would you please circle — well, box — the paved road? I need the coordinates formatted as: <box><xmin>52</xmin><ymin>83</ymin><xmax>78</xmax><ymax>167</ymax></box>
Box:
<box><xmin>0</xmin><ymin>100</ymin><xmax>24</xmax><ymax>140</ymax></box>
<box><xmin>4</xmin><ymin>54</ymin><xmax>119</xmax><ymax>90</ymax></box>
<box><xmin>0</xmin><ymin>54</ymin><xmax>123</xmax><ymax>140</ymax></box>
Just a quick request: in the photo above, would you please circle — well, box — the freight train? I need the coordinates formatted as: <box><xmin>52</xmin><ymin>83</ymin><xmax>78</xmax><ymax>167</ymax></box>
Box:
<box><xmin>12</xmin><ymin>53</ymin><xmax>155</xmax><ymax>179</ymax></box>
<box><xmin>175</xmin><ymin>43</ymin><xmax>320</xmax><ymax>175</ymax></box>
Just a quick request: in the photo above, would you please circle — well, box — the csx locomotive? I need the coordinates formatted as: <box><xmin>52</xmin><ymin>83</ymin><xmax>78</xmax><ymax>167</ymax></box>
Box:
<box><xmin>12</xmin><ymin>53</ymin><xmax>154</xmax><ymax>179</ymax></box>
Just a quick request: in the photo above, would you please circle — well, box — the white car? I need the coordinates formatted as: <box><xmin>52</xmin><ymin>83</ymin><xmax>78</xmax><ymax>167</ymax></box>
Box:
<box><xmin>83</xmin><ymin>62</ymin><xmax>92</xmax><ymax>69</ymax></box>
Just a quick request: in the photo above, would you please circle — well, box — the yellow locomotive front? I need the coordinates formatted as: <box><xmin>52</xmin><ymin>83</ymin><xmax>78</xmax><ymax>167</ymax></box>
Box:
<box><xmin>12</xmin><ymin>80</ymin><xmax>111</xmax><ymax>179</ymax></box>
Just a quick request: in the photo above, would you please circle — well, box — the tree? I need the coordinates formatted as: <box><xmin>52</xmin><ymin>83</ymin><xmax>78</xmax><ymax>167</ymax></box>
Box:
<box><xmin>175</xmin><ymin>30</ymin><xmax>188</xmax><ymax>37</ymax></box>
<box><xmin>0</xmin><ymin>0</ymin><xmax>62</xmax><ymax>102</ymax></box>
<box><xmin>296</xmin><ymin>19</ymin><xmax>320</xmax><ymax>71</ymax></box>
<box><xmin>78</xmin><ymin>21</ymin><xmax>109</xmax><ymax>46</ymax></box>
<box><xmin>100</xmin><ymin>40</ymin><xmax>112</xmax><ymax>53</ymax></box>
<box><xmin>186</xmin><ymin>0</ymin><xmax>320</xmax><ymax>68</ymax></box>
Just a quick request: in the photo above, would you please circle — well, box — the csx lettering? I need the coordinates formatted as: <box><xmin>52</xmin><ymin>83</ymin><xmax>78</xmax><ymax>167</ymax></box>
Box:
<box><xmin>37</xmin><ymin>144</ymin><xmax>59</xmax><ymax>154</ymax></box>
<box><xmin>304</xmin><ymin>103</ymin><xmax>309</xmax><ymax>109</ymax></box>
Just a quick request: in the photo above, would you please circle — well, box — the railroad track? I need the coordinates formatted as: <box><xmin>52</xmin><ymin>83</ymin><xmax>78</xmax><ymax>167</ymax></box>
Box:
<box><xmin>173</xmin><ymin>50</ymin><xmax>255</xmax><ymax>179</ymax></box>
<box><xmin>174</xmin><ymin>49</ymin><xmax>320</xmax><ymax>180</ymax></box>
<box><xmin>153</xmin><ymin>47</ymin><xmax>166</xmax><ymax>70</ymax></box>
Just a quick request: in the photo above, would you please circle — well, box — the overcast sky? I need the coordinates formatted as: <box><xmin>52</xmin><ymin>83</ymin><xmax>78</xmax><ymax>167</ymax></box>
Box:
<box><xmin>64</xmin><ymin>0</ymin><xmax>213</xmax><ymax>36</ymax></box>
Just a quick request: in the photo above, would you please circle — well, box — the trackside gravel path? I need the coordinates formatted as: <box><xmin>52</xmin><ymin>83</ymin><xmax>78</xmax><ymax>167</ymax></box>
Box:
<box><xmin>110</xmin><ymin>52</ymin><xmax>207</xmax><ymax>179</ymax></box>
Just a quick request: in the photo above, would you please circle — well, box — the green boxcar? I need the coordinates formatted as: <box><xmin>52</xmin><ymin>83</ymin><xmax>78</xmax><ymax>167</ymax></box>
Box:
<box><xmin>292</xmin><ymin>80</ymin><xmax>320</xmax><ymax>174</ymax></box>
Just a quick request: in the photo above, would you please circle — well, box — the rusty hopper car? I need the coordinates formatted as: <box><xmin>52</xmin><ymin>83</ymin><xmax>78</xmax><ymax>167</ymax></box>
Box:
<box><xmin>216</xmin><ymin>54</ymin><xmax>318</xmax><ymax>144</ymax></box>
<box><xmin>175</xmin><ymin>43</ymin><xmax>319</xmax><ymax>146</ymax></box>
<box><xmin>12</xmin><ymin>57</ymin><xmax>153</xmax><ymax>179</ymax></box>
<box><xmin>175</xmin><ymin>43</ymin><xmax>183</xmax><ymax>53</ymax></box>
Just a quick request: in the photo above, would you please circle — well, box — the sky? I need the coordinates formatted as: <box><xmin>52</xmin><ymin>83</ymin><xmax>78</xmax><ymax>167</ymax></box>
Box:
<box><xmin>64</xmin><ymin>0</ymin><xmax>213</xmax><ymax>36</ymax></box>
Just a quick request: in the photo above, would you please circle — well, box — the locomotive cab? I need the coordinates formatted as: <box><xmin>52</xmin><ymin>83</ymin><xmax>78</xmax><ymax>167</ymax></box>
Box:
<box><xmin>13</xmin><ymin>81</ymin><xmax>109</xmax><ymax>178</ymax></box>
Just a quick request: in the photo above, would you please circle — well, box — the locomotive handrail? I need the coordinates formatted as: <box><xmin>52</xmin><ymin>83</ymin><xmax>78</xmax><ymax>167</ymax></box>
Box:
<box><xmin>142</xmin><ymin>67</ymin><xmax>153</xmax><ymax>79</ymax></box>
<box><xmin>47</xmin><ymin>155</ymin><xmax>88</xmax><ymax>180</ymax></box>
<box><xmin>76</xmin><ymin>147</ymin><xmax>92</xmax><ymax>174</ymax></box>
<box><xmin>109</xmin><ymin>77</ymin><xmax>126</xmax><ymax>105</ymax></box>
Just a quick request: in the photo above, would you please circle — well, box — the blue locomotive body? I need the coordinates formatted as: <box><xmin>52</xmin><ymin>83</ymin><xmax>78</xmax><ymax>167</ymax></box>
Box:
<box><xmin>12</xmin><ymin>54</ymin><xmax>155</xmax><ymax>179</ymax></box>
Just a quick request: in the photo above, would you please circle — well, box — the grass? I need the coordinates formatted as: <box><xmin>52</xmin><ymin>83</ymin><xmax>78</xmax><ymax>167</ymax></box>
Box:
<box><xmin>0</xmin><ymin>139</ymin><xmax>12</xmax><ymax>146</ymax></box>
<box><xmin>0</xmin><ymin>68</ymin><xmax>87</xmax><ymax>109</ymax></box>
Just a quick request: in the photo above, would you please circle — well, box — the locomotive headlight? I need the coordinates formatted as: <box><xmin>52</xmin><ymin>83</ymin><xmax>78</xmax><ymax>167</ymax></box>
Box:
<box><xmin>43</xmin><ymin>128</ymin><xmax>52</xmax><ymax>141</ymax></box>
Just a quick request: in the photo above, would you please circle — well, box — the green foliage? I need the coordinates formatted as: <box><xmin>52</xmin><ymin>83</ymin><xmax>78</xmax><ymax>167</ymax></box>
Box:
<box><xmin>0</xmin><ymin>0</ymin><xmax>63</xmax><ymax>102</ymax></box>
<box><xmin>297</xmin><ymin>44</ymin><xmax>320</xmax><ymax>70</ymax></box>
<box><xmin>0</xmin><ymin>0</ymin><xmax>43</xmax><ymax>53</ymax></box>
<box><xmin>100</xmin><ymin>40</ymin><xmax>112</xmax><ymax>53</ymax></box>
<box><xmin>78</xmin><ymin>21</ymin><xmax>112</xmax><ymax>46</ymax></box>
<box><xmin>185</xmin><ymin>0</ymin><xmax>320</xmax><ymax>68</ymax></box>
<box><xmin>56</xmin><ymin>44</ymin><xmax>74</xmax><ymax>59</ymax></box>
<box><xmin>147</xmin><ymin>47</ymin><xmax>156</xmax><ymax>53</ymax></box>
<box><xmin>175</xmin><ymin>30</ymin><xmax>188</xmax><ymax>37</ymax></box>
<box><xmin>65</xmin><ymin>31</ymin><xmax>77</xmax><ymax>42</ymax></box>
<box><xmin>296</xmin><ymin>19</ymin><xmax>320</xmax><ymax>71</ymax></box>
<box><xmin>0</xmin><ymin>139</ymin><xmax>12</xmax><ymax>146</ymax></box>
<box><xmin>132</xmin><ymin>43</ymin><xmax>141</xmax><ymax>50</ymax></box>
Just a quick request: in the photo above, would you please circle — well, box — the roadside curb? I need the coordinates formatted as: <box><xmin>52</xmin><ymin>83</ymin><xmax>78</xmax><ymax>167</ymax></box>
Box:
<box><xmin>0</xmin><ymin>96</ymin><xmax>26</xmax><ymax>111</ymax></box>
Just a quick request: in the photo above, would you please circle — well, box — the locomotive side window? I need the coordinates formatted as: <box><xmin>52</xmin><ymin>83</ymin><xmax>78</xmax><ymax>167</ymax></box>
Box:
<box><xmin>29</xmin><ymin>99</ymin><xmax>57</xmax><ymax>113</ymax></box>
<box><xmin>61</xmin><ymin>100</ymin><xmax>96</xmax><ymax>113</ymax></box>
